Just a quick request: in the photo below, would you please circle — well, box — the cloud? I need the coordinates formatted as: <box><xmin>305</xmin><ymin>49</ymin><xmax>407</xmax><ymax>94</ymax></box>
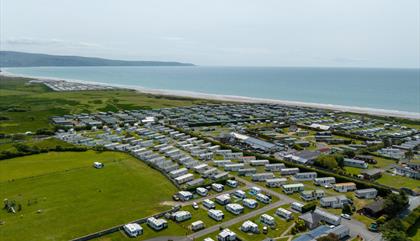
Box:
<box><xmin>2</xmin><ymin>37</ymin><xmax>102</xmax><ymax>48</ymax></box>
<box><xmin>332</xmin><ymin>57</ymin><xmax>365</xmax><ymax>64</ymax></box>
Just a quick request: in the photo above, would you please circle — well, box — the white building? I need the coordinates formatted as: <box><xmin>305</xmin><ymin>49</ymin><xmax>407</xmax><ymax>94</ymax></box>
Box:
<box><xmin>355</xmin><ymin>188</ymin><xmax>378</xmax><ymax>199</ymax></box>
<box><xmin>240</xmin><ymin>220</ymin><xmax>259</xmax><ymax>233</ymax></box>
<box><xmin>260</xmin><ymin>214</ymin><xmax>276</xmax><ymax>226</ymax></box>
<box><xmin>203</xmin><ymin>199</ymin><xmax>216</xmax><ymax>209</ymax></box>
<box><xmin>242</xmin><ymin>198</ymin><xmax>258</xmax><ymax>209</ymax></box>
<box><xmin>266</xmin><ymin>178</ymin><xmax>287</xmax><ymax>188</ymax></box>
<box><xmin>217</xmin><ymin>228</ymin><xmax>236</xmax><ymax>241</ymax></box>
<box><xmin>256</xmin><ymin>193</ymin><xmax>271</xmax><ymax>204</ymax></box>
<box><xmin>282</xmin><ymin>183</ymin><xmax>305</xmax><ymax>194</ymax></box>
<box><xmin>147</xmin><ymin>217</ymin><xmax>168</xmax><ymax>231</ymax></box>
<box><xmin>314</xmin><ymin>177</ymin><xmax>336</xmax><ymax>186</ymax></box>
<box><xmin>172</xmin><ymin>210</ymin><xmax>192</xmax><ymax>222</ymax></box>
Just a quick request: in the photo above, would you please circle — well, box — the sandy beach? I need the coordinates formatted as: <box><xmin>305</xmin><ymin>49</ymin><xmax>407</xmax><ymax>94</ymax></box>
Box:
<box><xmin>2</xmin><ymin>71</ymin><xmax>420</xmax><ymax>120</ymax></box>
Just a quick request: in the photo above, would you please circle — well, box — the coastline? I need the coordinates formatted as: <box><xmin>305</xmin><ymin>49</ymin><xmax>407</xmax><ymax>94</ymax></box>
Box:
<box><xmin>2</xmin><ymin>70</ymin><xmax>419</xmax><ymax>120</ymax></box>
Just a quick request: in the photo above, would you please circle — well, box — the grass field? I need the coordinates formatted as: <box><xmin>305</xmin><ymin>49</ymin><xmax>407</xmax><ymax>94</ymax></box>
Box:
<box><xmin>0</xmin><ymin>151</ymin><xmax>178</xmax><ymax>241</ymax></box>
<box><xmin>0</xmin><ymin>75</ymin><xmax>218</xmax><ymax>134</ymax></box>
<box><xmin>376</xmin><ymin>173</ymin><xmax>420</xmax><ymax>190</ymax></box>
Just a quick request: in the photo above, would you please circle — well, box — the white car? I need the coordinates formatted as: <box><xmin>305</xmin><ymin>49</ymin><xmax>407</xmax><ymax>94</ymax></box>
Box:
<box><xmin>341</xmin><ymin>213</ymin><xmax>351</xmax><ymax>220</ymax></box>
<box><xmin>192</xmin><ymin>202</ymin><xmax>199</xmax><ymax>209</ymax></box>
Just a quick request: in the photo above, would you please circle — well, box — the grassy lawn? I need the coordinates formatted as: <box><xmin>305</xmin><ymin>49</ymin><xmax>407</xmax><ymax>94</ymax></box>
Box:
<box><xmin>375</xmin><ymin>173</ymin><xmax>420</xmax><ymax>190</ymax></box>
<box><xmin>0</xmin><ymin>151</ymin><xmax>178</xmax><ymax>241</ymax></box>
<box><xmin>0</xmin><ymin>76</ymin><xmax>218</xmax><ymax>134</ymax></box>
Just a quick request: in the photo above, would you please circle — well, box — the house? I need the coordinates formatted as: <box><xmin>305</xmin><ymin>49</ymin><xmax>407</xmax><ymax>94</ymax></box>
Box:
<box><xmin>260</xmin><ymin>214</ymin><xmax>276</xmax><ymax>226</ymax></box>
<box><xmin>293</xmin><ymin>172</ymin><xmax>317</xmax><ymax>181</ymax></box>
<box><xmin>191</xmin><ymin>220</ymin><xmax>205</xmax><ymax>231</ymax></box>
<box><xmin>203</xmin><ymin>199</ymin><xmax>216</xmax><ymax>209</ymax></box>
<box><xmin>266</xmin><ymin>178</ymin><xmax>287</xmax><ymax>188</ymax></box>
<box><xmin>226</xmin><ymin>180</ymin><xmax>238</xmax><ymax>188</ymax></box>
<box><xmin>314</xmin><ymin>177</ymin><xmax>336</xmax><ymax>186</ymax></box>
<box><xmin>215</xmin><ymin>194</ymin><xmax>231</xmax><ymax>205</ymax></box>
<box><xmin>280</xmin><ymin>168</ymin><xmax>300</xmax><ymax>175</ymax></box>
<box><xmin>355</xmin><ymin>188</ymin><xmax>378</xmax><ymax>199</ymax></box>
<box><xmin>226</xmin><ymin>203</ymin><xmax>244</xmax><ymax>215</ymax></box>
<box><xmin>360</xmin><ymin>198</ymin><xmax>385</xmax><ymax>218</ymax></box>
<box><xmin>292</xmin><ymin>225</ymin><xmax>349</xmax><ymax>241</ymax></box>
<box><xmin>233</xmin><ymin>190</ymin><xmax>246</xmax><ymax>199</ymax></box>
<box><xmin>276</xmin><ymin>207</ymin><xmax>293</xmax><ymax>220</ymax></box>
<box><xmin>249</xmin><ymin>186</ymin><xmax>262</xmax><ymax>195</ymax></box>
<box><xmin>320</xmin><ymin>195</ymin><xmax>349</xmax><ymax>208</ymax></box>
<box><xmin>217</xmin><ymin>228</ymin><xmax>236</xmax><ymax>241</ymax></box>
<box><xmin>208</xmin><ymin>209</ymin><xmax>224</xmax><ymax>221</ymax></box>
<box><xmin>282</xmin><ymin>183</ymin><xmax>305</xmax><ymax>194</ymax></box>
<box><xmin>299</xmin><ymin>208</ymin><xmax>341</xmax><ymax>229</ymax></box>
<box><xmin>196</xmin><ymin>187</ymin><xmax>208</xmax><ymax>196</ymax></box>
<box><xmin>93</xmin><ymin>162</ymin><xmax>104</xmax><ymax>169</ymax></box>
<box><xmin>177</xmin><ymin>191</ymin><xmax>193</xmax><ymax>201</ymax></box>
<box><xmin>291</xmin><ymin>202</ymin><xmax>304</xmax><ymax>213</ymax></box>
<box><xmin>123</xmin><ymin>223</ymin><xmax>143</xmax><ymax>237</ymax></box>
<box><xmin>147</xmin><ymin>217</ymin><xmax>168</xmax><ymax>231</ymax></box>
<box><xmin>212</xmin><ymin>183</ymin><xmax>224</xmax><ymax>192</ymax></box>
<box><xmin>252</xmin><ymin>172</ymin><xmax>275</xmax><ymax>182</ymax></box>
<box><xmin>240</xmin><ymin>220</ymin><xmax>259</xmax><ymax>233</ymax></box>
<box><xmin>343</xmin><ymin>158</ymin><xmax>368</xmax><ymax>169</ymax></box>
<box><xmin>265</xmin><ymin>163</ymin><xmax>286</xmax><ymax>172</ymax></box>
<box><xmin>300</xmin><ymin>190</ymin><xmax>325</xmax><ymax>201</ymax></box>
<box><xmin>242</xmin><ymin>198</ymin><xmax>258</xmax><ymax>209</ymax></box>
<box><xmin>172</xmin><ymin>210</ymin><xmax>192</xmax><ymax>222</ymax></box>
<box><xmin>256</xmin><ymin>193</ymin><xmax>271</xmax><ymax>204</ymax></box>
<box><xmin>333</xmin><ymin>182</ymin><xmax>357</xmax><ymax>192</ymax></box>
<box><xmin>361</xmin><ymin>169</ymin><xmax>383</xmax><ymax>180</ymax></box>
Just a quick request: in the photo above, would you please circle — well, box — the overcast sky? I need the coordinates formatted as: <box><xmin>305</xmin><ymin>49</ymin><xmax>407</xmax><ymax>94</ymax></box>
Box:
<box><xmin>1</xmin><ymin>0</ymin><xmax>419</xmax><ymax>68</ymax></box>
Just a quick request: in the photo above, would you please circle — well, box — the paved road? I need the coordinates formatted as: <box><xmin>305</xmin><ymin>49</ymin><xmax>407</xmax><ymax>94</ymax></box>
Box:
<box><xmin>341</xmin><ymin>218</ymin><xmax>382</xmax><ymax>241</ymax></box>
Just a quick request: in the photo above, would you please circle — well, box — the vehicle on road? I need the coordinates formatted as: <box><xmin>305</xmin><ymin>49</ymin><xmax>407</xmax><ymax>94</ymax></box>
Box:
<box><xmin>341</xmin><ymin>213</ymin><xmax>351</xmax><ymax>220</ymax></box>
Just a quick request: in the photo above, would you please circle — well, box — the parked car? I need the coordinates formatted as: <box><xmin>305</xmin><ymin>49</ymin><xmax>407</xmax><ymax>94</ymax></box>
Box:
<box><xmin>192</xmin><ymin>202</ymin><xmax>199</xmax><ymax>209</ymax></box>
<box><xmin>262</xmin><ymin>226</ymin><xmax>268</xmax><ymax>234</ymax></box>
<box><xmin>341</xmin><ymin>213</ymin><xmax>351</xmax><ymax>220</ymax></box>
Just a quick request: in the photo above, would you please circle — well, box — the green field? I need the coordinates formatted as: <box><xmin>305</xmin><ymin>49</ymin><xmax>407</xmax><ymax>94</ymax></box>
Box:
<box><xmin>0</xmin><ymin>75</ymin><xmax>218</xmax><ymax>134</ymax></box>
<box><xmin>0</xmin><ymin>151</ymin><xmax>178</xmax><ymax>241</ymax></box>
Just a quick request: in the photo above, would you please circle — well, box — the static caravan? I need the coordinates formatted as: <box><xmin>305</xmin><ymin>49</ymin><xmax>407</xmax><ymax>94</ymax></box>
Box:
<box><xmin>212</xmin><ymin>172</ymin><xmax>229</xmax><ymax>181</ymax></box>
<box><xmin>208</xmin><ymin>209</ymin><xmax>224</xmax><ymax>221</ymax></box>
<box><xmin>226</xmin><ymin>180</ymin><xmax>238</xmax><ymax>188</ymax></box>
<box><xmin>223</xmin><ymin>152</ymin><xmax>243</xmax><ymax>160</ymax></box>
<box><xmin>174</xmin><ymin>173</ymin><xmax>194</xmax><ymax>185</ymax></box>
<box><xmin>203</xmin><ymin>199</ymin><xmax>216</xmax><ymax>209</ymax></box>
<box><xmin>196</xmin><ymin>187</ymin><xmax>208</xmax><ymax>196</ymax></box>
<box><xmin>276</xmin><ymin>208</ymin><xmax>293</xmax><ymax>220</ymax></box>
<box><xmin>213</xmin><ymin>160</ymin><xmax>232</xmax><ymax>167</ymax></box>
<box><xmin>123</xmin><ymin>223</ymin><xmax>143</xmax><ymax>237</ymax></box>
<box><xmin>239</xmin><ymin>156</ymin><xmax>256</xmax><ymax>163</ymax></box>
<box><xmin>169</xmin><ymin>168</ymin><xmax>188</xmax><ymax>178</ymax></box>
<box><xmin>333</xmin><ymin>182</ymin><xmax>357</xmax><ymax>193</ymax></box>
<box><xmin>215</xmin><ymin>194</ymin><xmax>231</xmax><ymax>205</ymax></box>
<box><xmin>291</xmin><ymin>202</ymin><xmax>304</xmax><ymax>213</ymax></box>
<box><xmin>282</xmin><ymin>183</ymin><xmax>304</xmax><ymax>194</ymax></box>
<box><xmin>280</xmin><ymin>168</ymin><xmax>300</xmax><ymax>175</ymax></box>
<box><xmin>300</xmin><ymin>190</ymin><xmax>325</xmax><ymax>201</ymax></box>
<box><xmin>212</xmin><ymin>183</ymin><xmax>224</xmax><ymax>192</ymax></box>
<box><xmin>177</xmin><ymin>191</ymin><xmax>193</xmax><ymax>201</ymax></box>
<box><xmin>343</xmin><ymin>158</ymin><xmax>368</xmax><ymax>169</ymax></box>
<box><xmin>293</xmin><ymin>172</ymin><xmax>317</xmax><ymax>181</ymax></box>
<box><xmin>202</xmin><ymin>168</ymin><xmax>218</xmax><ymax>178</ymax></box>
<box><xmin>250</xmin><ymin>160</ymin><xmax>270</xmax><ymax>166</ymax></box>
<box><xmin>217</xmin><ymin>228</ymin><xmax>236</xmax><ymax>241</ymax></box>
<box><xmin>172</xmin><ymin>211</ymin><xmax>192</xmax><ymax>222</ymax></box>
<box><xmin>240</xmin><ymin>220</ymin><xmax>259</xmax><ymax>233</ymax></box>
<box><xmin>320</xmin><ymin>195</ymin><xmax>349</xmax><ymax>208</ymax></box>
<box><xmin>225</xmin><ymin>203</ymin><xmax>244</xmax><ymax>215</ymax></box>
<box><xmin>355</xmin><ymin>188</ymin><xmax>378</xmax><ymax>199</ymax></box>
<box><xmin>190</xmin><ymin>220</ymin><xmax>205</xmax><ymax>231</ymax></box>
<box><xmin>242</xmin><ymin>198</ymin><xmax>258</xmax><ymax>209</ymax></box>
<box><xmin>238</xmin><ymin>168</ymin><xmax>257</xmax><ymax>176</ymax></box>
<box><xmin>186</xmin><ymin>178</ymin><xmax>205</xmax><ymax>188</ymax></box>
<box><xmin>199</xmin><ymin>152</ymin><xmax>214</xmax><ymax>160</ymax></box>
<box><xmin>249</xmin><ymin>186</ymin><xmax>262</xmax><ymax>196</ymax></box>
<box><xmin>256</xmin><ymin>193</ymin><xmax>271</xmax><ymax>204</ymax></box>
<box><xmin>266</xmin><ymin>178</ymin><xmax>287</xmax><ymax>188</ymax></box>
<box><xmin>224</xmin><ymin>163</ymin><xmax>245</xmax><ymax>172</ymax></box>
<box><xmin>193</xmin><ymin>164</ymin><xmax>209</xmax><ymax>174</ymax></box>
<box><xmin>265</xmin><ymin>163</ymin><xmax>286</xmax><ymax>172</ymax></box>
<box><xmin>314</xmin><ymin>177</ymin><xmax>336</xmax><ymax>186</ymax></box>
<box><xmin>233</xmin><ymin>190</ymin><xmax>246</xmax><ymax>199</ymax></box>
<box><xmin>147</xmin><ymin>217</ymin><xmax>168</xmax><ymax>231</ymax></box>
<box><xmin>251</xmin><ymin>172</ymin><xmax>275</xmax><ymax>182</ymax></box>
<box><xmin>260</xmin><ymin>214</ymin><xmax>276</xmax><ymax>226</ymax></box>
<box><xmin>313</xmin><ymin>208</ymin><xmax>341</xmax><ymax>226</ymax></box>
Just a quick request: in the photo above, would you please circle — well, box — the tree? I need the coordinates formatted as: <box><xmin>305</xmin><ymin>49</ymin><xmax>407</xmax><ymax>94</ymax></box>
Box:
<box><xmin>382</xmin><ymin>230</ymin><xmax>410</xmax><ymax>241</ymax></box>
<box><xmin>343</xmin><ymin>150</ymin><xmax>355</xmax><ymax>158</ymax></box>
<box><xmin>342</xmin><ymin>203</ymin><xmax>353</xmax><ymax>215</ymax></box>
<box><xmin>384</xmin><ymin>192</ymin><xmax>409</xmax><ymax>217</ymax></box>
<box><xmin>315</xmin><ymin>155</ymin><xmax>338</xmax><ymax>169</ymax></box>
<box><xmin>317</xmin><ymin>233</ymin><xmax>339</xmax><ymax>241</ymax></box>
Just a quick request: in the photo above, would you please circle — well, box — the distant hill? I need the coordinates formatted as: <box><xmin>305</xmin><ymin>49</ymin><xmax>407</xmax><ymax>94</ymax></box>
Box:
<box><xmin>0</xmin><ymin>51</ymin><xmax>194</xmax><ymax>67</ymax></box>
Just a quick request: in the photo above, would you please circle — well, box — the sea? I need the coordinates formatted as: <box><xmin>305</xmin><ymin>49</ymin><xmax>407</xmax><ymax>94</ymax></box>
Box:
<box><xmin>3</xmin><ymin>66</ymin><xmax>420</xmax><ymax>113</ymax></box>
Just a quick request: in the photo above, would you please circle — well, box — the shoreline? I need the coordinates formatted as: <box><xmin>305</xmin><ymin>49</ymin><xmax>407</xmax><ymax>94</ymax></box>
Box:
<box><xmin>2</xmin><ymin>70</ymin><xmax>419</xmax><ymax>120</ymax></box>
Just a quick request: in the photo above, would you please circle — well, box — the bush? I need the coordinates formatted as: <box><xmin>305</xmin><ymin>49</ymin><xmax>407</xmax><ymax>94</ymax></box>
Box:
<box><xmin>302</xmin><ymin>202</ymin><xmax>317</xmax><ymax>213</ymax></box>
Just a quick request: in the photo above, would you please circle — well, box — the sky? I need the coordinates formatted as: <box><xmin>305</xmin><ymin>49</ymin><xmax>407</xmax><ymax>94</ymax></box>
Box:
<box><xmin>1</xmin><ymin>0</ymin><xmax>419</xmax><ymax>68</ymax></box>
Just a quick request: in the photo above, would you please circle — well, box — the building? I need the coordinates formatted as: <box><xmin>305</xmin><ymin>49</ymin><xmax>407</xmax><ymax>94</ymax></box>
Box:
<box><xmin>333</xmin><ymin>182</ymin><xmax>357</xmax><ymax>192</ymax></box>
<box><xmin>361</xmin><ymin>198</ymin><xmax>385</xmax><ymax>218</ymax></box>
<box><xmin>208</xmin><ymin>209</ymin><xmax>224</xmax><ymax>221</ymax></box>
<box><xmin>266</xmin><ymin>178</ymin><xmax>287</xmax><ymax>188</ymax></box>
<box><xmin>147</xmin><ymin>217</ymin><xmax>168</xmax><ymax>231</ymax></box>
<box><xmin>177</xmin><ymin>191</ymin><xmax>193</xmax><ymax>201</ymax></box>
<box><xmin>276</xmin><ymin>207</ymin><xmax>293</xmax><ymax>220</ymax></box>
<box><xmin>251</xmin><ymin>172</ymin><xmax>275</xmax><ymax>182</ymax></box>
<box><xmin>300</xmin><ymin>190</ymin><xmax>325</xmax><ymax>201</ymax></box>
<box><xmin>240</xmin><ymin>220</ymin><xmax>259</xmax><ymax>233</ymax></box>
<box><xmin>361</xmin><ymin>169</ymin><xmax>383</xmax><ymax>180</ymax></box>
<box><xmin>320</xmin><ymin>195</ymin><xmax>349</xmax><ymax>208</ymax></box>
<box><xmin>343</xmin><ymin>158</ymin><xmax>368</xmax><ymax>169</ymax></box>
<box><xmin>217</xmin><ymin>228</ymin><xmax>236</xmax><ymax>241</ymax></box>
<box><xmin>212</xmin><ymin>183</ymin><xmax>224</xmax><ymax>192</ymax></box>
<box><xmin>282</xmin><ymin>183</ymin><xmax>305</xmax><ymax>194</ymax></box>
<box><xmin>233</xmin><ymin>190</ymin><xmax>246</xmax><ymax>199</ymax></box>
<box><xmin>123</xmin><ymin>223</ymin><xmax>143</xmax><ymax>237</ymax></box>
<box><xmin>293</xmin><ymin>172</ymin><xmax>318</xmax><ymax>181</ymax></box>
<box><xmin>355</xmin><ymin>188</ymin><xmax>378</xmax><ymax>199</ymax></box>
<box><xmin>299</xmin><ymin>208</ymin><xmax>341</xmax><ymax>229</ymax></box>
<box><xmin>226</xmin><ymin>203</ymin><xmax>244</xmax><ymax>215</ymax></box>
<box><xmin>292</xmin><ymin>202</ymin><xmax>305</xmax><ymax>213</ymax></box>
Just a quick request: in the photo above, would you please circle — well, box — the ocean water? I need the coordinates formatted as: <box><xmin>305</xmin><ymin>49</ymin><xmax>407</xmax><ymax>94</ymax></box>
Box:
<box><xmin>3</xmin><ymin>66</ymin><xmax>420</xmax><ymax>113</ymax></box>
